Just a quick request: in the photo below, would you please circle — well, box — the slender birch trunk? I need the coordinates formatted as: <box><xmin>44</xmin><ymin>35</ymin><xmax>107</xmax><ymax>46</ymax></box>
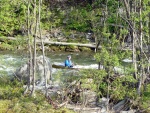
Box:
<box><xmin>28</xmin><ymin>0</ymin><xmax>33</xmax><ymax>90</ymax></box>
<box><xmin>38</xmin><ymin>0</ymin><xmax>49</xmax><ymax>97</ymax></box>
<box><xmin>148</xmin><ymin>12</ymin><xmax>150</xmax><ymax>73</ymax></box>
<box><xmin>28</xmin><ymin>0</ymin><xmax>33</xmax><ymax>92</ymax></box>
<box><xmin>138</xmin><ymin>0</ymin><xmax>144</xmax><ymax>95</ymax></box>
<box><xmin>24</xmin><ymin>0</ymin><xmax>33</xmax><ymax>95</ymax></box>
<box><xmin>31</xmin><ymin>0</ymin><xmax>37</xmax><ymax>96</ymax></box>
<box><xmin>123</xmin><ymin>0</ymin><xmax>137</xmax><ymax>79</ymax></box>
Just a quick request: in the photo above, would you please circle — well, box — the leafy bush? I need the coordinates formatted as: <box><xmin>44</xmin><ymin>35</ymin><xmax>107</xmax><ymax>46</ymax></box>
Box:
<box><xmin>139</xmin><ymin>84</ymin><xmax>150</xmax><ymax>112</ymax></box>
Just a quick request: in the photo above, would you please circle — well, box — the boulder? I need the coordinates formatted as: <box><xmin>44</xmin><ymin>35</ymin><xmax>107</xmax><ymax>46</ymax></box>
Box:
<box><xmin>15</xmin><ymin>55</ymin><xmax>52</xmax><ymax>86</ymax></box>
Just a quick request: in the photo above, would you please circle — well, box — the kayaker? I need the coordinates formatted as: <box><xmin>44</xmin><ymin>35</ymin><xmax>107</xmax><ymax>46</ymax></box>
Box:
<box><xmin>65</xmin><ymin>55</ymin><xmax>74</xmax><ymax>67</ymax></box>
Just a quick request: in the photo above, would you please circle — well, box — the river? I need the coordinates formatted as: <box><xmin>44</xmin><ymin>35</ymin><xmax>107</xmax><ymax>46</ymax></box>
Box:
<box><xmin>0</xmin><ymin>50</ymin><xmax>133</xmax><ymax>77</ymax></box>
<box><xmin>0</xmin><ymin>50</ymin><xmax>98</xmax><ymax>76</ymax></box>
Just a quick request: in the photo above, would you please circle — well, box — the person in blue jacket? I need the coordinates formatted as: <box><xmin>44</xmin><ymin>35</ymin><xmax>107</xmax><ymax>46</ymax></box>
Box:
<box><xmin>65</xmin><ymin>55</ymin><xmax>74</xmax><ymax>67</ymax></box>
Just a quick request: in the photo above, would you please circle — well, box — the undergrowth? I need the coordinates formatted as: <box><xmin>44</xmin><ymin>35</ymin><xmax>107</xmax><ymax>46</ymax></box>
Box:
<box><xmin>0</xmin><ymin>75</ymin><xmax>74</xmax><ymax>113</ymax></box>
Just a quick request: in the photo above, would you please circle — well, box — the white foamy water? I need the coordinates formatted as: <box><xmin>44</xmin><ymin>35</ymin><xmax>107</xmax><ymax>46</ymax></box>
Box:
<box><xmin>52</xmin><ymin>62</ymin><xmax>99</xmax><ymax>69</ymax></box>
<box><xmin>0</xmin><ymin>52</ymin><xmax>127</xmax><ymax>76</ymax></box>
<box><xmin>0</xmin><ymin>54</ymin><xmax>27</xmax><ymax>75</ymax></box>
<box><xmin>74</xmin><ymin>64</ymin><xmax>99</xmax><ymax>69</ymax></box>
<box><xmin>52</xmin><ymin>62</ymin><xmax>123</xmax><ymax>74</ymax></box>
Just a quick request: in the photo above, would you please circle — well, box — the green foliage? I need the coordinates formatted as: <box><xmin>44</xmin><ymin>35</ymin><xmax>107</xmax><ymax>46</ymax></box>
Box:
<box><xmin>120</xmin><ymin>28</ymin><xmax>128</xmax><ymax>36</ymax></box>
<box><xmin>0</xmin><ymin>98</ymin><xmax>74</xmax><ymax>113</ymax></box>
<box><xmin>0</xmin><ymin>100</ymin><xmax>11</xmax><ymax>113</ymax></box>
<box><xmin>80</xmin><ymin>69</ymin><xmax>139</xmax><ymax>101</ymax></box>
<box><xmin>0</xmin><ymin>36</ymin><xmax>28</xmax><ymax>50</ymax></box>
<box><xmin>67</xmin><ymin>45</ymin><xmax>78</xmax><ymax>50</ymax></box>
<box><xmin>66</xmin><ymin>8</ymin><xmax>90</xmax><ymax>32</ymax></box>
<box><xmin>0</xmin><ymin>76</ymin><xmax>74</xmax><ymax>113</ymax></box>
<box><xmin>110</xmin><ymin>75</ymin><xmax>138</xmax><ymax>100</ymax></box>
<box><xmin>101</xmin><ymin>27</ymin><xmax>111</xmax><ymax>39</ymax></box>
<box><xmin>139</xmin><ymin>84</ymin><xmax>150</xmax><ymax>112</ymax></box>
<box><xmin>107</xmin><ymin>0</ymin><xmax>119</xmax><ymax>13</ymax></box>
<box><xmin>0</xmin><ymin>43</ymin><xmax>13</xmax><ymax>50</ymax></box>
<box><xmin>0</xmin><ymin>78</ymin><xmax>24</xmax><ymax>100</ymax></box>
<box><xmin>94</xmin><ymin>46</ymin><xmax>119</xmax><ymax>67</ymax></box>
<box><xmin>11</xmin><ymin>35</ymin><xmax>27</xmax><ymax>49</ymax></box>
<box><xmin>0</xmin><ymin>0</ymin><xmax>149</xmax><ymax>112</ymax></box>
<box><xmin>80</xmin><ymin>69</ymin><xmax>107</xmax><ymax>94</ymax></box>
<box><xmin>78</xmin><ymin>47</ymin><xmax>91</xmax><ymax>52</ymax></box>
<box><xmin>94</xmin><ymin>47</ymin><xmax>109</xmax><ymax>64</ymax></box>
<box><xmin>0</xmin><ymin>0</ymin><xmax>26</xmax><ymax>36</ymax></box>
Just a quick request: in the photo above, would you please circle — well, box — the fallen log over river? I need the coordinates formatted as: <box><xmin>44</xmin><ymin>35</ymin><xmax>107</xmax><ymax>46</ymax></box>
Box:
<box><xmin>0</xmin><ymin>37</ymin><xmax>132</xmax><ymax>50</ymax></box>
<box><xmin>36</xmin><ymin>41</ymin><xmax>132</xmax><ymax>50</ymax></box>
<box><xmin>37</xmin><ymin>41</ymin><xmax>98</xmax><ymax>48</ymax></box>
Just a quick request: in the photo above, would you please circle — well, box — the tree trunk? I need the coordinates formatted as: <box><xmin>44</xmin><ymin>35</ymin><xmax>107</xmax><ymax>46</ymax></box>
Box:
<box><xmin>38</xmin><ymin>0</ymin><xmax>49</xmax><ymax>97</ymax></box>
<box><xmin>138</xmin><ymin>0</ymin><xmax>144</xmax><ymax>95</ymax></box>
<box><xmin>24</xmin><ymin>0</ymin><xmax>33</xmax><ymax>95</ymax></box>
<box><xmin>123</xmin><ymin>0</ymin><xmax>137</xmax><ymax>79</ymax></box>
<box><xmin>31</xmin><ymin>0</ymin><xmax>37</xmax><ymax>97</ymax></box>
<box><xmin>28</xmin><ymin>0</ymin><xmax>33</xmax><ymax>90</ymax></box>
<box><xmin>148</xmin><ymin>12</ymin><xmax>150</xmax><ymax>72</ymax></box>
